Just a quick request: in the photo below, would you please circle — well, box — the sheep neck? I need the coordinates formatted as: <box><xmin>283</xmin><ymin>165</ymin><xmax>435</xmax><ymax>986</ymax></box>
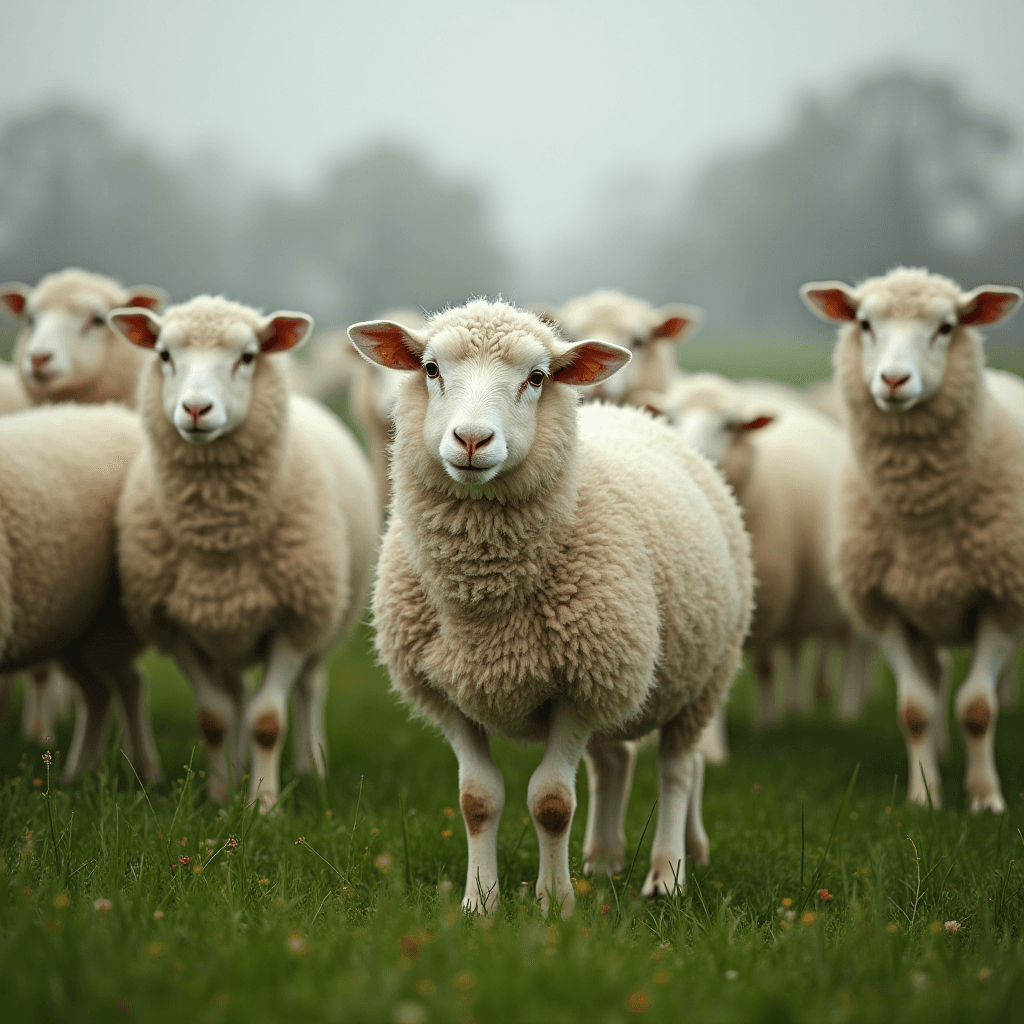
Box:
<box><xmin>838</xmin><ymin>327</ymin><xmax>988</xmax><ymax>520</ymax></box>
<box><xmin>140</xmin><ymin>363</ymin><xmax>288</xmax><ymax>554</ymax></box>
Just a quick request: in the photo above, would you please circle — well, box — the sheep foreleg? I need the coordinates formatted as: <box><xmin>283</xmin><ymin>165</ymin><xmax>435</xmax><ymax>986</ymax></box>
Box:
<box><xmin>582</xmin><ymin>737</ymin><xmax>636</xmax><ymax>876</ymax></box>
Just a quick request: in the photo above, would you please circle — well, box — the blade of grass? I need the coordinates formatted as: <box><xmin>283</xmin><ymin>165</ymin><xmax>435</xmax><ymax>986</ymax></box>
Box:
<box><xmin>399</xmin><ymin>790</ymin><xmax>412</xmax><ymax>889</ymax></box>
<box><xmin>623</xmin><ymin>797</ymin><xmax>658</xmax><ymax>892</ymax></box>
<box><xmin>798</xmin><ymin>763</ymin><xmax>859</xmax><ymax>915</ymax></box>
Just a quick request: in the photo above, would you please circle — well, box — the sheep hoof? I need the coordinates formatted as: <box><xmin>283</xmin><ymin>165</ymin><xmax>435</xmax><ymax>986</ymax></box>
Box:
<box><xmin>641</xmin><ymin>859</ymin><xmax>684</xmax><ymax>898</ymax></box>
<box><xmin>582</xmin><ymin>848</ymin><xmax>625</xmax><ymax>877</ymax></box>
<box><xmin>966</xmin><ymin>780</ymin><xmax>1006</xmax><ymax>815</ymax></box>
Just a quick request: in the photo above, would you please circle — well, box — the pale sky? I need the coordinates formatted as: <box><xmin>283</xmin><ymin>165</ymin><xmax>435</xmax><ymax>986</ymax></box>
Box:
<box><xmin>3</xmin><ymin>0</ymin><xmax>1022</xmax><ymax>258</ymax></box>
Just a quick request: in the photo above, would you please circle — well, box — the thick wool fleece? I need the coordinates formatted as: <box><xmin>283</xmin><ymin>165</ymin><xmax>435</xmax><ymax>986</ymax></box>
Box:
<box><xmin>832</xmin><ymin>269</ymin><xmax>1024</xmax><ymax>643</ymax></box>
<box><xmin>0</xmin><ymin>364</ymin><xmax>29</xmax><ymax>415</ymax></box>
<box><xmin>15</xmin><ymin>269</ymin><xmax>148</xmax><ymax>406</ymax></box>
<box><xmin>373</xmin><ymin>300</ymin><xmax>753</xmax><ymax>746</ymax></box>
<box><xmin>117</xmin><ymin>297</ymin><xmax>379</xmax><ymax>666</ymax></box>
<box><xmin>0</xmin><ymin>403</ymin><xmax>142</xmax><ymax>669</ymax></box>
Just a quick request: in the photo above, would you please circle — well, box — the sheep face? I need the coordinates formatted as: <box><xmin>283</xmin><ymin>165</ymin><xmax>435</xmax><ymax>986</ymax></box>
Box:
<box><xmin>1</xmin><ymin>272</ymin><xmax>165</xmax><ymax>397</ymax></box>
<box><xmin>109</xmin><ymin>300</ymin><xmax>312</xmax><ymax>444</ymax></box>
<box><xmin>547</xmin><ymin>291</ymin><xmax>702</xmax><ymax>401</ymax></box>
<box><xmin>349</xmin><ymin>304</ymin><xmax>630</xmax><ymax>488</ymax></box>
<box><xmin>801</xmin><ymin>272</ymin><xmax>1022</xmax><ymax>414</ymax></box>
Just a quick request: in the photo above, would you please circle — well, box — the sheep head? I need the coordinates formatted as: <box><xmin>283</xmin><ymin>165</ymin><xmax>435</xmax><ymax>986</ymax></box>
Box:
<box><xmin>801</xmin><ymin>269</ymin><xmax>1021</xmax><ymax>414</ymax></box>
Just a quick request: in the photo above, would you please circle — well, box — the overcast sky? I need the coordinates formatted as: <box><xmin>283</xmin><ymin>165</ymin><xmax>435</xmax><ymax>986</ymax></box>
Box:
<box><xmin>3</xmin><ymin>0</ymin><xmax>1022</xmax><ymax>258</ymax></box>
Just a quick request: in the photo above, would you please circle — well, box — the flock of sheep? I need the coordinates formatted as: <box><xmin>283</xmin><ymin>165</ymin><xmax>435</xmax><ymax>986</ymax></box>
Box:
<box><xmin>0</xmin><ymin>264</ymin><xmax>1020</xmax><ymax>918</ymax></box>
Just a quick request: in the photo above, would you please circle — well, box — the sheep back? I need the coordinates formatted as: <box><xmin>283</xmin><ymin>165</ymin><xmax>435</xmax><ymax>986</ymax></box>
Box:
<box><xmin>373</xmin><ymin>402</ymin><xmax>752</xmax><ymax>743</ymax></box>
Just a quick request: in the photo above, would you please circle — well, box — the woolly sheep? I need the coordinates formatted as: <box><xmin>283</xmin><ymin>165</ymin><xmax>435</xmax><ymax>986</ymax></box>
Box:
<box><xmin>349</xmin><ymin>299</ymin><xmax>753</xmax><ymax>916</ymax></box>
<box><xmin>109</xmin><ymin>296</ymin><xmax>380</xmax><ymax>812</ymax></box>
<box><xmin>538</xmin><ymin>290</ymin><xmax>702</xmax><ymax>402</ymax></box>
<box><xmin>801</xmin><ymin>267</ymin><xmax>1024</xmax><ymax>812</ymax></box>
<box><xmin>642</xmin><ymin>373</ymin><xmax>875</xmax><ymax>757</ymax></box>
<box><xmin>1</xmin><ymin>268</ymin><xmax>166</xmax><ymax>407</ymax></box>
<box><xmin>0</xmin><ymin>403</ymin><xmax>159</xmax><ymax>783</ymax></box>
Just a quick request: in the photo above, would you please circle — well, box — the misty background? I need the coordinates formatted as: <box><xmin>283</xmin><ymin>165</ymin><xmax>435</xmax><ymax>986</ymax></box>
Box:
<box><xmin>1</xmin><ymin>0</ymin><xmax>1022</xmax><ymax>338</ymax></box>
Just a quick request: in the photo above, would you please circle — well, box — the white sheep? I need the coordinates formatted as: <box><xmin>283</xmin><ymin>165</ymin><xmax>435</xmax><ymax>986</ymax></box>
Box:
<box><xmin>538</xmin><ymin>290</ymin><xmax>702</xmax><ymax>402</ymax></box>
<box><xmin>801</xmin><ymin>267</ymin><xmax>1023</xmax><ymax>811</ymax></box>
<box><xmin>0</xmin><ymin>403</ymin><xmax>160</xmax><ymax>783</ymax></box>
<box><xmin>641</xmin><ymin>373</ymin><xmax>876</xmax><ymax>759</ymax></box>
<box><xmin>349</xmin><ymin>299</ymin><xmax>753</xmax><ymax>915</ymax></box>
<box><xmin>109</xmin><ymin>296</ymin><xmax>380</xmax><ymax>811</ymax></box>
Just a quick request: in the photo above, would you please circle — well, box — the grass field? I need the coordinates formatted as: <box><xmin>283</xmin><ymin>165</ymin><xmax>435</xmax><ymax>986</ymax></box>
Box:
<box><xmin>2</xmin><ymin>333</ymin><xmax>1024</xmax><ymax>1023</ymax></box>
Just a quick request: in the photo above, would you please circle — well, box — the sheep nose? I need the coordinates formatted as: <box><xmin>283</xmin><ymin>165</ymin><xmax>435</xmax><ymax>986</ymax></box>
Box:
<box><xmin>30</xmin><ymin>354</ymin><xmax>51</xmax><ymax>371</ymax></box>
<box><xmin>182</xmin><ymin>401</ymin><xmax>213</xmax><ymax>424</ymax></box>
<box><xmin>452</xmin><ymin>428</ymin><xmax>494</xmax><ymax>459</ymax></box>
<box><xmin>881</xmin><ymin>373</ymin><xmax>910</xmax><ymax>394</ymax></box>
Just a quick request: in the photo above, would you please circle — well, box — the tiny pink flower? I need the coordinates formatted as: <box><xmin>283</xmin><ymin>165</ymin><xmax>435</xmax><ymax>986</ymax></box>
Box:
<box><xmin>944</xmin><ymin>920</ymin><xmax>961</xmax><ymax>933</ymax></box>
<box><xmin>93</xmin><ymin>898</ymin><xmax>112</xmax><ymax>913</ymax></box>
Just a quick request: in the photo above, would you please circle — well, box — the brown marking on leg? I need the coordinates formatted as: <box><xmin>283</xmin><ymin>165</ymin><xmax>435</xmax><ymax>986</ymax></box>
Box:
<box><xmin>253</xmin><ymin>714</ymin><xmax>280</xmax><ymax>749</ymax></box>
<box><xmin>903</xmin><ymin>705</ymin><xmax>928</xmax><ymax>738</ymax></box>
<box><xmin>962</xmin><ymin>698</ymin><xmax>991</xmax><ymax>738</ymax></box>
<box><xmin>535</xmin><ymin>792</ymin><xmax>571</xmax><ymax>835</ymax></box>
<box><xmin>198</xmin><ymin>712</ymin><xmax>225</xmax><ymax>748</ymax></box>
<box><xmin>460</xmin><ymin>793</ymin><xmax>490</xmax><ymax>836</ymax></box>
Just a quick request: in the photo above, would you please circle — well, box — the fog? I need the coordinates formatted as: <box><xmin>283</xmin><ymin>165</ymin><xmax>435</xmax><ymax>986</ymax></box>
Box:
<box><xmin>2</xmin><ymin>0</ymin><xmax>1022</xmax><ymax>333</ymax></box>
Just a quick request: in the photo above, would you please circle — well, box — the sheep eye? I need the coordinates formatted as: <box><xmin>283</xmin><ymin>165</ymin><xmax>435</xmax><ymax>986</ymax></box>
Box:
<box><xmin>241</xmin><ymin>352</ymin><xmax>255</xmax><ymax>364</ymax></box>
<box><xmin>424</xmin><ymin>361</ymin><xmax>440</xmax><ymax>379</ymax></box>
<box><xmin>859</xmin><ymin>319</ymin><xmax>871</xmax><ymax>332</ymax></box>
<box><xmin>92</xmin><ymin>315</ymin><xmax>106</xmax><ymax>328</ymax></box>
<box><xmin>938</xmin><ymin>323</ymin><xmax>952</xmax><ymax>335</ymax></box>
<box><xmin>632</xmin><ymin>336</ymin><xmax>646</xmax><ymax>349</ymax></box>
<box><xmin>528</xmin><ymin>369</ymin><xmax>545</xmax><ymax>387</ymax></box>
<box><xmin>159</xmin><ymin>350</ymin><xmax>171</xmax><ymax>363</ymax></box>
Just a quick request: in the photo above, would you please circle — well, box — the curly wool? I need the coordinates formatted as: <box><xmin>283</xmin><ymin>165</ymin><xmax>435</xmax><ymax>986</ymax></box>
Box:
<box><xmin>372</xmin><ymin>300</ymin><xmax>753</xmax><ymax>746</ymax></box>
<box><xmin>832</xmin><ymin>268</ymin><xmax>1024</xmax><ymax>642</ymax></box>
<box><xmin>117</xmin><ymin>296</ymin><xmax>379</xmax><ymax>664</ymax></box>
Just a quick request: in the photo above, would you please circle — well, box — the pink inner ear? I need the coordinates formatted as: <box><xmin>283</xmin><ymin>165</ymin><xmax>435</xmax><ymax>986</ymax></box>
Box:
<box><xmin>261</xmin><ymin>317</ymin><xmax>308</xmax><ymax>353</ymax></box>
<box><xmin>358</xmin><ymin>326</ymin><xmax>422</xmax><ymax>370</ymax></box>
<box><xmin>808</xmin><ymin>289</ymin><xmax>857</xmax><ymax>321</ymax></box>
<box><xmin>651</xmin><ymin>316</ymin><xmax>689</xmax><ymax>340</ymax></box>
<box><xmin>1</xmin><ymin>292</ymin><xmax>26</xmax><ymax>317</ymax></box>
<box><xmin>126</xmin><ymin>294</ymin><xmax>162</xmax><ymax>311</ymax></box>
<box><xmin>740</xmin><ymin>415</ymin><xmax>774</xmax><ymax>432</ymax></box>
<box><xmin>960</xmin><ymin>291</ymin><xmax>1019</xmax><ymax>326</ymax></box>
<box><xmin>114</xmin><ymin>313</ymin><xmax>158</xmax><ymax>348</ymax></box>
<box><xmin>552</xmin><ymin>343</ymin><xmax>626</xmax><ymax>385</ymax></box>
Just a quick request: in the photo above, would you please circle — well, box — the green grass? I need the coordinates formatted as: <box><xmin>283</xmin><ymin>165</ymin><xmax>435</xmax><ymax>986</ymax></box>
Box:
<box><xmin>3</xmin><ymin>335</ymin><xmax>1024</xmax><ymax>1022</ymax></box>
<box><xmin>1</xmin><ymin>632</ymin><xmax>1023</xmax><ymax>1024</ymax></box>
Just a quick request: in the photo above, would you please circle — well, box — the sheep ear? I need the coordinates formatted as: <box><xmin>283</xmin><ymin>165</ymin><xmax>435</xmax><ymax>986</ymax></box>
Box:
<box><xmin>0</xmin><ymin>283</ymin><xmax>31</xmax><ymax>318</ymax></box>
<box><xmin>800</xmin><ymin>281</ymin><xmax>859</xmax><ymax>322</ymax></box>
<box><xmin>125</xmin><ymin>285</ymin><xmax>169</xmax><ymax>313</ymax></box>
<box><xmin>551</xmin><ymin>340</ymin><xmax>631</xmax><ymax>385</ymax></box>
<box><xmin>108</xmin><ymin>307</ymin><xmax>162</xmax><ymax>348</ymax></box>
<box><xmin>958</xmin><ymin>285</ymin><xmax>1022</xmax><ymax>327</ymax></box>
<box><xmin>348</xmin><ymin>320</ymin><xmax>427</xmax><ymax>371</ymax></box>
<box><xmin>738</xmin><ymin>414</ymin><xmax>775</xmax><ymax>432</ymax></box>
<box><xmin>651</xmin><ymin>304</ymin><xmax>703</xmax><ymax>342</ymax></box>
<box><xmin>259</xmin><ymin>311</ymin><xmax>314</xmax><ymax>353</ymax></box>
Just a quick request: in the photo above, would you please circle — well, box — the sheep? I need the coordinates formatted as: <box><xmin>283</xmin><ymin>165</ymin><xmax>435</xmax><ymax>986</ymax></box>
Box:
<box><xmin>800</xmin><ymin>267</ymin><xmax>1024</xmax><ymax>812</ymax></box>
<box><xmin>349</xmin><ymin>299</ymin><xmax>753</xmax><ymax>915</ymax></box>
<box><xmin>537</xmin><ymin>290</ymin><xmax>702</xmax><ymax>402</ymax></box>
<box><xmin>109</xmin><ymin>296</ymin><xmax>380</xmax><ymax>811</ymax></box>
<box><xmin>640</xmin><ymin>373</ymin><xmax>876</xmax><ymax>760</ymax></box>
<box><xmin>0</xmin><ymin>403</ymin><xmax>160</xmax><ymax>784</ymax></box>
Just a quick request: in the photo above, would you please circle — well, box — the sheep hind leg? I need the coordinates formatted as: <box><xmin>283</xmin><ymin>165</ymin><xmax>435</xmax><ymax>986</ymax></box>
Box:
<box><xmin>697</xmin><ymin>705</ymin><xmax>730</xmax><ymax>765</ymax></box>
<box><xmin>247</xmin><ymin>635</ymin><xmax>310</xmax><ymax>813</ymax></box>
<box><xmin>55</xmin><ymin>653</ymin><xmax>112</xmax><ymax>785</ymax></box>
<box><xmin>529</xmin><ymin>700</ymin><xmax>591</xmax><ymax>917</ymax></box>
<box><xmin>879</xmin><ymin>621</ymin><xmax>943</xmax><ymax>808</ymax></box>
<box><xmin>642</xmin><ymin>721</ymin><xmax>701</xmax><ymax>897</ymax></box>
<box><xmin>955</xmin><ymin>615</ymin><xmax>1019</xmax><ymax>814</ymax></box>
<box><xmin>291</xmin><ymin>661</ymin><xmax>327</xmax><ymax>778</ymax></box>
<box><xmin>582</xmin><ymin>737</ymin><xmax>636</xmax><ymax>876</ymax></box>
<box><xmin>786</xmin><ymin>640</ymin><xmax>810</xmax><ymax>718</ymax></box>
<box><xmin>839</xmin><ymin>632</ymin><xmax>875</xmax><ymax>722</ymax></box>
<box><xmin>441</xmin><ymin>706</ymin><xmax>505</xmax><ymax>914</ymax></box>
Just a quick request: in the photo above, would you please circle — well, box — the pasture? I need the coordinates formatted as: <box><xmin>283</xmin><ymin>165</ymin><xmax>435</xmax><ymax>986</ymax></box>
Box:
<box><xmin>2</xmin><ymin>334</ymin><xmax>1024</xmax><ymax>1023</ymax></box>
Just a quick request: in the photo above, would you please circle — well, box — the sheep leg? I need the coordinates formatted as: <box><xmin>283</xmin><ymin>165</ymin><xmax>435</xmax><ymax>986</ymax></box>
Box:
<box><xmin>697</xmin><ymin>705</ymin><xmax>730</xmax><ymax>765</ymax></box>
<box><xmin>996</xmin><ymin>644</ymin><xmax>1020</xmax><ymax>709</ymax></box>
<box><xmin>105</xmin><ymin>661</ymin><xmax>162</xmax><ymax>785</ymax></box>
<box><xmin>752</xmin><ymin>648</ymin><xmax>778</xmax><ymax>730</ymax></box>
<box><xmin>786</xmin><ymin>641</ymin><xmax>808</xmax><ymax>718</ymax></box>
<box><xmin>955</xmin><ymin>615</ymin><xmax>1018</xmax><ymax>814</ymax></box>
<box><xmin>291</xmin><ymin>661</ymin><xmax>327</xmax><ymax>777</ymax></box>
<box><xmin>21</xmin><ymin>667</ymin><xmax>59</xmax><ymax>744</ymax></box>
<box><xmin>839</xmin><ymin>632</ymin><xmax>875</xmax><ymax>721</ymax></box>
<box><xmin>246</xmin><ymin>635</ymin><xmax>311</xmax><ymax>813</ymax></box>
<box><xmin>582</xmin><ymin>737</ymin><xmax>636</xmax><ymax>876</ymax></box>
<box><xmin>812</xmin><ymin>640</ymin><xmax>832</xmax><ymax>708</ymax></box>
<box><xmin>441</xmin><ymin>706</ymin><xmax>504</xmax><ymax>914</ymax></box>
<box><xmin>934</xmin><ymin>651</ymin><xmax>953</xmax><ymax>761</ymax></box>
<box><xmin>55</xmin><ymin>653</ymin><xmax>112</xmax><ymax>785</ymax></box>
<box><xmin>529</xmin><ymin>700</ymin><xmax>590</xmax><ymax>917</ymax></box>
<box><xmin>878</xmin><ymin>621</ymin><xmax>943</xmax><ymax>808</ymax></box>
<box><xmin>685</xmin><ymin>750</ymin><xmax>710</xmax><ymax>865</ymax></box>
<box><xmin>173</xmin><ymin>640</ymin><xmax>244</xmax><ymax>804</ymax></box>
<box><xmin>642</xmin><ymin>723</ymin><xmax>703</xmax><ymax>897</ymax></box>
